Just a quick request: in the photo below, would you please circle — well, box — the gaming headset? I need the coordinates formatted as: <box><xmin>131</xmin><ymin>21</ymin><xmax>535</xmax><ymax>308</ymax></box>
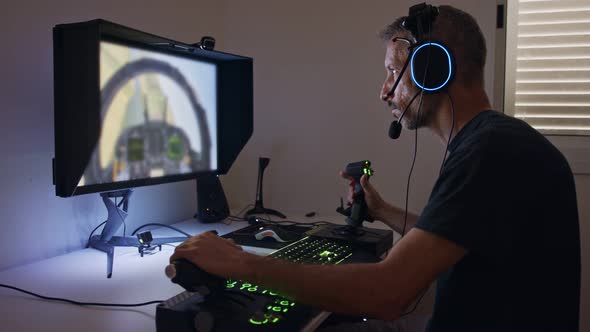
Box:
<box><xmin>387</xmin><ymin>2</ymin><xmax>456</xmax><ymax>139</ymax></box>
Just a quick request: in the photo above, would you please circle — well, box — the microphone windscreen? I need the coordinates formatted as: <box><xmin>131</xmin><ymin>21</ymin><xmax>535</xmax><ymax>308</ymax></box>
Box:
<box><xmin>389</xmin><ymin>121</ymin><xmax>402</xmax><ymax>139</ymax></box>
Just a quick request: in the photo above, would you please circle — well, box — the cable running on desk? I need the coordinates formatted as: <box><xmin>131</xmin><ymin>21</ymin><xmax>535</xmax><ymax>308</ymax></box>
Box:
<box><xmin>0</xmin><ymin>284</ymin><xmax>163</xmax><ymax>307</ymax></box>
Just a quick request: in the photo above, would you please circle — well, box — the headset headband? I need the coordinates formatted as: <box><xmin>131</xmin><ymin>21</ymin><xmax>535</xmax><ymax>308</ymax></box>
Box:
<box><xmin>402</xmin><ymin>3</ymin><xmax>439</xmax><ymax>42</ymax></box>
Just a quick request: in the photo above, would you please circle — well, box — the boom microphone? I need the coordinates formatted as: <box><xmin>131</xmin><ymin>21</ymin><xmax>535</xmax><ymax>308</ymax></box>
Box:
<box><xmin>388</xmin><ymin>118</ymin><xmax>403</xmax><ymax>140</ymax></box>
<box><xmin>388</xmin><ymin>90</ymin><xmax>421</xmax><ymax>140</ymax></box>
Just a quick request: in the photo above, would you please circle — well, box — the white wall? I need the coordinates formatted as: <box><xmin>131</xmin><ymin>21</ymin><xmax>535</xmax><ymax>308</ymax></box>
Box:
<box><xmin>0</xmin><ymin>0</ymin><xmax>225</xmax><ymax>270</ymax></box>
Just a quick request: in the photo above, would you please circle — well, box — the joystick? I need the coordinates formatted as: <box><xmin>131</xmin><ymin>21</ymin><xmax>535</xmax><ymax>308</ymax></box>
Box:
<box><xmin>336</xmin><ymin>160</ymin><xmax>374</xmax><ymax>235</ymax></box>
<box><xmin>165</xmin><ymin>259</ymin><xmax>224</xmax><ymax>294</ymax></box>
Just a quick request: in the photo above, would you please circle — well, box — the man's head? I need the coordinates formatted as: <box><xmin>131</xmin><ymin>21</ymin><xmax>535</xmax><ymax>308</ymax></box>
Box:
<box><xmin>379</xmin><ymin>5</ymin><xmax>487</xmax><ymax>130</ymax></box>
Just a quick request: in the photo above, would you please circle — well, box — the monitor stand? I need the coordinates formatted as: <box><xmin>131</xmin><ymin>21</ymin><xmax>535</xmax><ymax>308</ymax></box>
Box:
<box><xmin>88</xmin><ymin>189</ymin><xmax>187</xmax><ymax>278</ymax></box>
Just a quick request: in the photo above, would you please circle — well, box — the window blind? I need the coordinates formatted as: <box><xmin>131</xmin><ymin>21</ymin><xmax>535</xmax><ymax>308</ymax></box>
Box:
<box><xmin>509</xmin><ymin>0</ymin><xmax>590</xmax><ymax>136</ymax></box>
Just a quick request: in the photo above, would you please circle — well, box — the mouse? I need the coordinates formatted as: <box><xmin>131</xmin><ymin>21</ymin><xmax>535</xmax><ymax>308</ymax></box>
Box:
<box><xmin>253</xmin><ymin>225</ymin><xmax>301</xmax><ymax>242</ymax></box>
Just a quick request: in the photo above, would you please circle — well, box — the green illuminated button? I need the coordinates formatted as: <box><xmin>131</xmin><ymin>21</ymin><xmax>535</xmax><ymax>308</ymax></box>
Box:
<box><xmin>283</xmin><ymin>308</ymin><xmax>289</xmax><ymax>313</ymax></box>
<box><xmin>320</xmin><ymin>251</ymin><xmax>332</xmax><ymax>258</ymax></box>
<box><xmin>249</xmin><ymin>318</ymin><xmax>269</xmax><ymax>325</ymax></box>
<box><xmin>280</xmin><ymin>300</ymin><xmax>290</xmax><ymax>306</ymax></box>
<box><xmin>272</xmin><ymin>306</ymin><xmax>282</xmax><ymax>312</ymax></box>
<box><xmin>272</xmin><ymin>317</ymin><xmax>280</xmax><ymax>323</ymax></box>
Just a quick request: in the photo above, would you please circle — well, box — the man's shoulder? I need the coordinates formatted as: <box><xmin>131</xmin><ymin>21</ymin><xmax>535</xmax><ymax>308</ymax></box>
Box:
<box><xmin>454</xmin><ymin>111</ymin><xmax>554</xmax><ymax>158</ymax></box>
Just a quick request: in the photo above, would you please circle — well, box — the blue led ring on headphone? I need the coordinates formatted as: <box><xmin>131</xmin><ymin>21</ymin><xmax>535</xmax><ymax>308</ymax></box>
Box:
<box><xmin>410</xmin><ymin>42</ymin><xmax>453</xmax><ymax>92</ymax></box>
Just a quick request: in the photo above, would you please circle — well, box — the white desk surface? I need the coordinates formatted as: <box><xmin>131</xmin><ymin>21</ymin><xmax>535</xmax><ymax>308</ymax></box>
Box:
<box><xmin>0</xmin><ymin>216</ymin><xmax>397</xmax><ymax>332</ymax></box>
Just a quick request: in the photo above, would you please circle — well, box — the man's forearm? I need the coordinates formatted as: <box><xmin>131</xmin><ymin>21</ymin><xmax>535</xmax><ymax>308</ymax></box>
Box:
<box><xmin>375</xmin><ymin>204</ymin><xmax>419</xmax><ymax>235</ymax></box>
<box><xmin>233</xmin><ymin>254</ymin><xmax>404</xmax><ymax>320</ymax></box>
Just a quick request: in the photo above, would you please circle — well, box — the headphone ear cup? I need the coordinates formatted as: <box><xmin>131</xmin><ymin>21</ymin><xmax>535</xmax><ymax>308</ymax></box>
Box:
<box><xmin>410</xmin><ymin>42</ymin><xmax>454</xmax><ymax>92</ymax></box>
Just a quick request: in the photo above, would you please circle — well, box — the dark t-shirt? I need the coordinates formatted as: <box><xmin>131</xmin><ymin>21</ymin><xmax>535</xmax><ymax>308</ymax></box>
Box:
<box><xmin>414</xmin><ymin>110</ymin><xmax>580</xmax><ymax>332</ymax></box>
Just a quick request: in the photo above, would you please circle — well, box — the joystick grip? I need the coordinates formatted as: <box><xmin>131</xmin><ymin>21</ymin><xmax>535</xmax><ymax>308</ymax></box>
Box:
<box><xmin>352</xmin><ymin>180</ymin><xmax>365</xmax><ymax>202</ymax></box>
<box><xmin>166</xmin><ymin>259</ymin><xmax>224</xmax><ymax>294</ymax></box>
<box><xmin>340</xmin><ymin>160</ymin><xmax>373</xmax><ymax>227</ymax></box>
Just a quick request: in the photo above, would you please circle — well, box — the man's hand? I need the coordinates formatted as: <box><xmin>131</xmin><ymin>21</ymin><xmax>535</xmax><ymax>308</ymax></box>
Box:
<box><xmin>169</xmin><ymin>231</ymin><xmax>248</xmax><ymax>278</ymax></box>
<box><xmin>340</xmin><ymin>171</ymin><xmax>391</xmax><ymax>222</ymax></box>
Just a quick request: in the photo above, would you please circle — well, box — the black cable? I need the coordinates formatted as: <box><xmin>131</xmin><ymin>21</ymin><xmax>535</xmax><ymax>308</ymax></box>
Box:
<box><xmin>401</xmin><ymin>94</ymin><xmax>455</xmax><ymax>319</ymax></box>
<box><xmin>399</xmin><ymin>20</ymin><xmax>436</xmax><ymax>317</ymax></box>
<box><xmin>400</xmin><ymin>286</ymin><xmax>429</xmax><ymax>317</ymax></box>
<box><xmin>401</xmin><ymin>98</ymin><xmax>422</xmax><ymax>237</ymax></box>
<box><xmin>239</xmin><ymin>215</ymin><xmax>331</xmax><ymax>227</ymax></box>
<box><xmin>86</xmin><ymin>221</ymin><xmax>107</xmax><ymax>248</ymax></box>
<box><xmin>227</xmin><ymin>215</ymin><xmax>250</xmax><ymax>221</ymax></box>
<box><xmin>223</xmin><ymin>204</ymin><xmax>255</xmax><ymax>225</ymax></box>
<box><xmin>401</xmin><ymin>15</ymin><xmax>434</xmax><ymax>237</ymax></box>
<box><xmin>235</xmin><ymin>204</ymin><xmax>254</xmax><ymax>219</ymax></box>
<box><xmin>227</xmin><ymin>215</ymin><xmax>330</xmax><ymax>232</ymax></box>
<box><xmin>440</xmin><ymin>92</ymin><xmax>455</xmax><ymax>175</ymax></box>
<box><xmin>0</xmin><ymin>284</ymin><xmax>162</xmax><ymax>307</ymax></box>
<box><xmin>131</xmin><ymin>223</ymin><xmax>192</xmax><ymax>237</ymax></box>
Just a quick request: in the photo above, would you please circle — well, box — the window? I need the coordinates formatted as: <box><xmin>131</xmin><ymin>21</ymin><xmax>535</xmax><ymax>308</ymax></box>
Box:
<box><xmin>496</xmin><ymin>0</ymin><xmax>590</xmax><ymax>174</ymax></box>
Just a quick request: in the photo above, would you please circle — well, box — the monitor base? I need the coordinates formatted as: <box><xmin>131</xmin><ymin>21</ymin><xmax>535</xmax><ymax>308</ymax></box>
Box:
<box><xmin>89</xmin><ymin>189</ymin><xmax>188</xmax><ymax>278</ymax></box>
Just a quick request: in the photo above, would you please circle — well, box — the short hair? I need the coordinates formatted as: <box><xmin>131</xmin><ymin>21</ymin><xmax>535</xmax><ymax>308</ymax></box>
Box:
<box><xmin>378</xmin><ymin>5</ymin><xmax>487</xmax><ymax>86</ymax></box>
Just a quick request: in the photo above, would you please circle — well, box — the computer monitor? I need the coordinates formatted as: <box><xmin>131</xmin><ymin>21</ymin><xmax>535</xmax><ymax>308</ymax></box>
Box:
<box><xmin>53</xmin><ymin>20</ymin><xmax>253</xmax><ymax>277</ymax></box>
<box><xmin>53</xmin><ymin>19</ymin><xmax>253</xmax><ymax>197</ymax></box>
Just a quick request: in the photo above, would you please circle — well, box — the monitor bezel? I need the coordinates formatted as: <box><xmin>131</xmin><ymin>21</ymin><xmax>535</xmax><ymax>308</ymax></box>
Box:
<box><xmin>53</xmin><ymin>19</ymin><xmax>253</xmax><ymax>197</ymax></box>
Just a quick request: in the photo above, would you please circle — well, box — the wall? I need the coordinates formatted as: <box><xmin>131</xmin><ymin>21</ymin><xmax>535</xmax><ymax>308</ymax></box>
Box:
<box><xmin>0</xmin><ymin>0</ymin><xmax>224</xmax><ymax>270</ymax></box>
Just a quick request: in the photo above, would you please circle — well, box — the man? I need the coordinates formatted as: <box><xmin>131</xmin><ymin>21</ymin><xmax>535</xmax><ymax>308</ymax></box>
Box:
<box><xmin>170</xmin><ymin>4</ymin><xmax>580</xmax><ymax>331</ymax></box>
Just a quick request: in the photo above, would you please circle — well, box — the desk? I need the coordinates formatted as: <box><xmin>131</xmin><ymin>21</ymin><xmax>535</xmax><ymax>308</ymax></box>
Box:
<box><xmin>0</xmin><ymin>217</ymin><xmax>404</xmax><ymax>332</ymax></box>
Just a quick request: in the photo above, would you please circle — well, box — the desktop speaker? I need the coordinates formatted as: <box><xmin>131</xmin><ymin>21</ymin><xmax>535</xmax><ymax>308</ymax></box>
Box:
<box><xmin>195</xmin><ymin>174</ymin><xmax>229</xmax><ymax>223</ymax></box>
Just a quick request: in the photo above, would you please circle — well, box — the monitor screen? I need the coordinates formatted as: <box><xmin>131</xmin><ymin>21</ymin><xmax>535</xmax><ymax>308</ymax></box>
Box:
<box><xmin>53</xmin><ymin>19</ymin><xmax>253</xmax><ymax>197</ymax></box>
<box><xmin>79</xmin><ymin>40</ymin><xmax>218</xmax><ymax>187</ymax></box>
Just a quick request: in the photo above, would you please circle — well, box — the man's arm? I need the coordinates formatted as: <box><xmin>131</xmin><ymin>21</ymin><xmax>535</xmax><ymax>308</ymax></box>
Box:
<box><xmin>353</xmin><ymin>174</ymin><xmax>419</xmax><ymax>234</ymax></box>
<box><xmin>373</xmin><ymin>203</ymin><xmax>419</xmax><ymax>235</ymax></box>
<box><xmin>171</xmin><ymin>228</ymin><xmax>466</xmax><ymax>320</ymax></box>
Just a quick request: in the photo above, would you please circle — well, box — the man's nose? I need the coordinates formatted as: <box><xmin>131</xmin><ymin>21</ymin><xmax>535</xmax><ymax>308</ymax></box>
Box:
<box><xmin>381</xmin><ymin>82</ymin><xmax>393</xmax><ymax>102</ymax></box>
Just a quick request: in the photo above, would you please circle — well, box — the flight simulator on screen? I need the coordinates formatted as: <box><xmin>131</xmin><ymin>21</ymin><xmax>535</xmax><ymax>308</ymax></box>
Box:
<box><xmin>78</xmin><ymin>40</ymin><xmax>218</xmax><ymax>187</ymax></box>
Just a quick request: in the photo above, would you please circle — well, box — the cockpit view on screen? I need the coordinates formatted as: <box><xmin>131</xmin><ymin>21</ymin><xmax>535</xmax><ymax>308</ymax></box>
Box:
<box><xmin>79</xmin><ymin>41</ymin><xmax>217</xmax><ymax>186</ymax></box>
